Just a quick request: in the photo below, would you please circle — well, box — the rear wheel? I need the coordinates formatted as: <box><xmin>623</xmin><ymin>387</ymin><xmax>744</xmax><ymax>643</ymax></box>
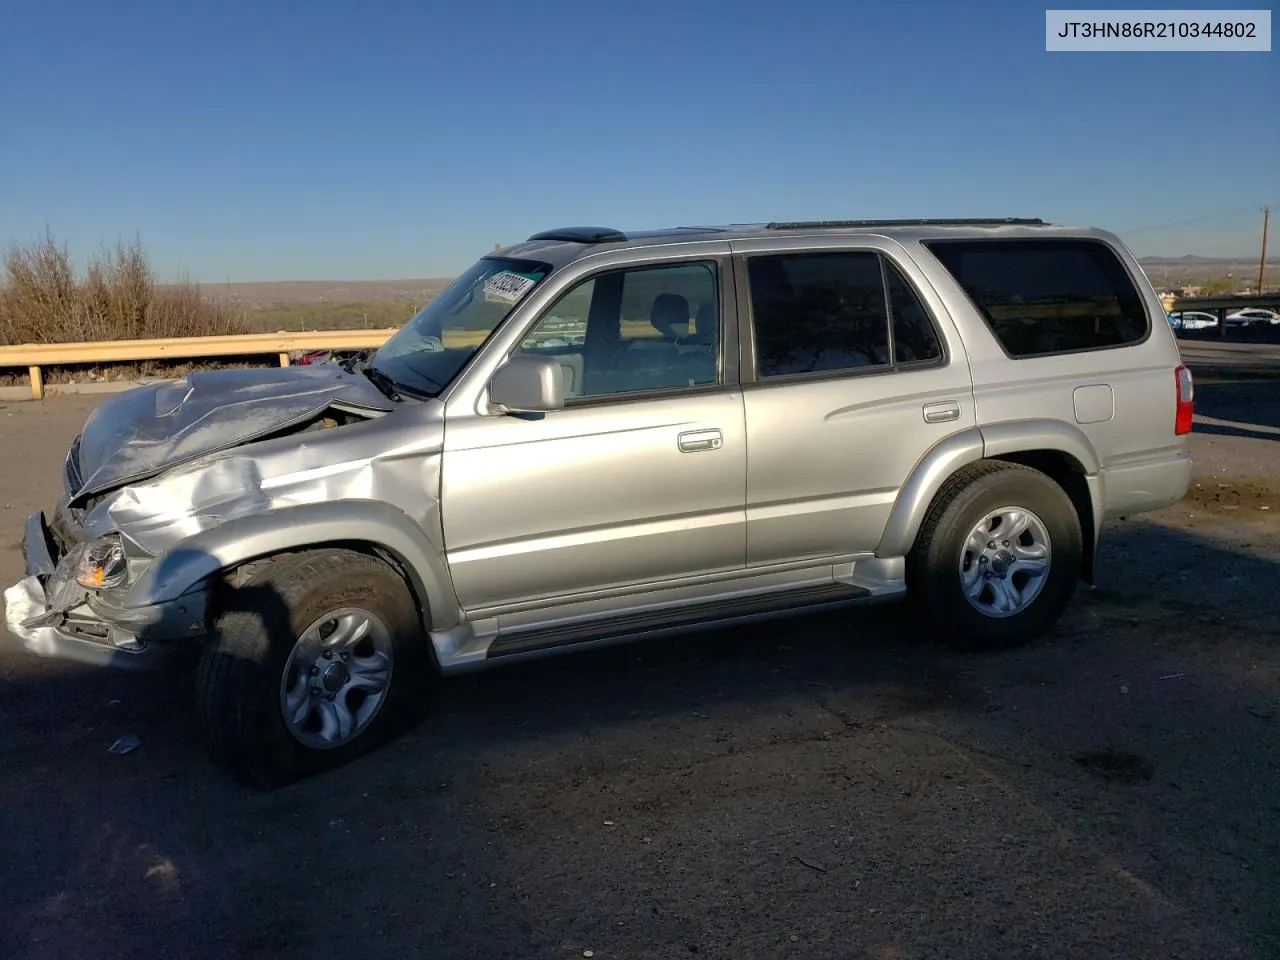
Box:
<box><xmin>197</xmin><ymin>549</ymin><xmax>430</xmax><ymax>788</ymax></box>
<box><xmin>907</xmin><ymin>460</ymin><xmax>1082</xmax><ymax>652</ymax></box>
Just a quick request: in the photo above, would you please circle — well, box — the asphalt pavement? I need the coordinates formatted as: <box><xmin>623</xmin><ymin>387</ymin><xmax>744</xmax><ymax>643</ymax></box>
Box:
<box><xmin>0</xmin><ymin>348</ymin><xmax>1277</xmax><ymax>960</ymax></box>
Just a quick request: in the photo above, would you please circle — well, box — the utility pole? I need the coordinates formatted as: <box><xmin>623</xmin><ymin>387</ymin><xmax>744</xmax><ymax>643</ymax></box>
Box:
<box><xmin>1259</xmin><ymin>206</ymin><xmax>1270</xmax><ymax>294</ymax></box>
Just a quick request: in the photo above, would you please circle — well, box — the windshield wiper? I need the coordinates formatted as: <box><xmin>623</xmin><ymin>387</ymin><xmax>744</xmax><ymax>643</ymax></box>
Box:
<box><xmin>362</xmin><ymin>365</ymin><xmax>404</xmax><ymax>402</ymax></box>
<box><xmin>338</xmin><ymin>349</ymin><xmax>371</xmax><ymax>373</ymax></box>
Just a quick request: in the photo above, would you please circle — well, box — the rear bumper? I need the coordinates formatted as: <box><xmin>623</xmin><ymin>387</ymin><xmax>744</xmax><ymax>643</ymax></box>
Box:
<box><xmin>3</xmin><ymin>512</ymin><xmax>200</xmax><ymax>671</ymax></box>
<box><xmin>1100</xmin><ymin>450</ymin><xmax>1194</xmax><ymax>521</ymax></box>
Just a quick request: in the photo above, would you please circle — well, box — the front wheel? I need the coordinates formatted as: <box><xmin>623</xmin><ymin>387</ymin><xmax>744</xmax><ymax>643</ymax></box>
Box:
<box><xmin>907</xmin><ymin>461</ymin><xmax>1082</xmax><ymax>652</ymax></box>
<box><xmin>196</xmin><ymin>549</ymin><xmax>430</xmax><ymax>788</ymax></box>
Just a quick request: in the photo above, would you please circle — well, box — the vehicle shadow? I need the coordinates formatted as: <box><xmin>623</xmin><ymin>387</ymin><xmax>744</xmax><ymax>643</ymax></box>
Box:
<box><xmin>1191</xmin><ymin>378</ymin><xmax>1280</xmax><ymax>442</ymax></box>
<box><xmin>1178</xmin><ymin>325</ymin><xmax>1280</xmax><ymax>347</ymax></box>
<box><xmin>1194</xmin><ymin>377</ymin><xmax>1280</xmax><ymax>426</ymax></box>
<box><xmin>1194</xmin><ymin>420</ymin><xmax>1280</xmax><ymax>442</ymax></box>
<box><xmin>1</xmin><ymin>515</ymin><xmax>1278</xmax><ymax>959</ymax></box>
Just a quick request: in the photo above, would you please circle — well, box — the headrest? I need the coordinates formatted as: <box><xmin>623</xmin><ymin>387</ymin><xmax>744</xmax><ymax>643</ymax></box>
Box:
<box><xmin>650</xmin><ymin>293</ymin><xmax>690</xmax><ymax>338</ymax></box>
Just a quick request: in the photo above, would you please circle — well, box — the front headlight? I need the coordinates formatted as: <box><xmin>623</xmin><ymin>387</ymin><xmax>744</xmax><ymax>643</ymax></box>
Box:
<box><xmin>71</xmin><ymin>537</ymin><xmax>128</xmax><ymax>590</ymax></box>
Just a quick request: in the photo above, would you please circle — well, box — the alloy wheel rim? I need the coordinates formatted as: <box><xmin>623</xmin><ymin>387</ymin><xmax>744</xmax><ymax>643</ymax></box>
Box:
<box><xmin>279</xmin><ymin>607</ymin><xmax>394</xmax><ymax>749</ymax></box>
<box><xmin>958</xmin><ymin>506</ymin><xmax>1052</xmax><ymax>618</ymax></box>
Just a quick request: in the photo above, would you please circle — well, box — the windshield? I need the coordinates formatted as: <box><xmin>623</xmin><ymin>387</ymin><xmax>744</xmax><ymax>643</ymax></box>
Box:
<box><xmin>370</xmin><ymin>256</ymin><xmax>552</xmax><ymax>396</ymax></box>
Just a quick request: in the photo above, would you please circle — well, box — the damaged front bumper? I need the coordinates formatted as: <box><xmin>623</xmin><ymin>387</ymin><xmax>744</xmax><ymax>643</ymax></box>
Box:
<box><xmin>3</xmin><ymin>512</ymin><xmax>204</xmax><ymax>670</ymax></box>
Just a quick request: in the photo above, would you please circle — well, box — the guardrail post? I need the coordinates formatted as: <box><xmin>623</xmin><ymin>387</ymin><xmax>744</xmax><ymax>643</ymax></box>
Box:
<box><xmin>29</xmin><ymin>365</ymin><xmax>43</xmax><ymax>400</ymax></box>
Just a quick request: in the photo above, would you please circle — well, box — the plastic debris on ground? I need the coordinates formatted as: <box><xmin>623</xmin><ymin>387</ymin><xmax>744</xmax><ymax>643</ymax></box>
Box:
<box><xmin>109</xmin><ymin>733</ymin><xmax>142</xmax><ymax>755</ymax></box>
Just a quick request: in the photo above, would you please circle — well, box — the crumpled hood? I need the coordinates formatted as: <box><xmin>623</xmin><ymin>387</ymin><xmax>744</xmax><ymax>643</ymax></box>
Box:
<box><xmin>70</xmin><ymin>364</ymin><xmax>395</xmax><ymax>500</ymax></box>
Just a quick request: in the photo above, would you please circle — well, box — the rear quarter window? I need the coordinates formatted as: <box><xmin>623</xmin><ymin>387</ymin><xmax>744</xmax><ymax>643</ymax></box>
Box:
<box><xmin>924</xmin><ymin>238</ymin><xmax>1150</xmax><ymax>358</ymax></box>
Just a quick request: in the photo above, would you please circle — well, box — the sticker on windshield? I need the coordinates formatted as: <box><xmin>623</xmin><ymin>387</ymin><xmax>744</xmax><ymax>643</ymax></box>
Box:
<box><xmin>483</xmin><ymin>271</ymin><xmax>538</xmax><ymax>304</ymax></box>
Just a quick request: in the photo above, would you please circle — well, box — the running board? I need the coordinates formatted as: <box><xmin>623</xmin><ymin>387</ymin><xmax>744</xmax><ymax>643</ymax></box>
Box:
<box><xmin>486</xmin><ymin>582</ymin><xmax>870</xmax><ymax>660</ymax></box>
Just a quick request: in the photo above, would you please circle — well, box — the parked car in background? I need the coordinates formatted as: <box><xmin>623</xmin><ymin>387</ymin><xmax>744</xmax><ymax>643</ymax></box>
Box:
<box><xmin>1224</xmin><ymin>308</ymin><xmax>1280</xmax><ymax>327</ymax></box>
<box><xmin>1167</xmin><ymin>311</ymin><xmax>1218</xmax><ymax>331</ymax></box>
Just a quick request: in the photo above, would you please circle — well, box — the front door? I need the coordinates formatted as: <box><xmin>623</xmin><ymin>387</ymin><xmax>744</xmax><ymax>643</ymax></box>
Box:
<box><xmin>441</xmin><ymin>256</ymin><xmax>747</xmax><ymax>612</ymax></box>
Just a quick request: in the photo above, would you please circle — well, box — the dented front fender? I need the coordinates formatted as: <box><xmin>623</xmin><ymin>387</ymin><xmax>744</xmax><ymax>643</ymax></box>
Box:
<box><xmin>123</xmin><ymin>499</ymin><xmax>461</xmax><ymax>631</ymax></box>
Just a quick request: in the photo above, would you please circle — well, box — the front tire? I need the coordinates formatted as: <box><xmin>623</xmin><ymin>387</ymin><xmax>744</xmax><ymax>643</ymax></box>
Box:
<box><xmin>907</xmin><ymin>460</ymin><xmax>1082</xmax><ymax>652</ymax></box>
<box><xmin>196</xmin><ymin>549</ymin><xmax>429</xmax><ymax>788</ymax></box>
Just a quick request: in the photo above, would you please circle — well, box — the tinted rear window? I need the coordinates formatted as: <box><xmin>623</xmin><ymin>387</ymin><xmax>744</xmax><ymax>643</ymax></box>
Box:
<box><xmin>746</xmin><ymin>251</ymin><xmax>945</xmax><ymax>379</ymax></box>
<box><xmin>924</xmin><ymin>238</ymin><xmax>1149</xmax><ymax>357</ymax></box>
<box><xmin>748</xmin><ymin>252</ymin><xmax>891</xmax><ymax>376</ymax></box>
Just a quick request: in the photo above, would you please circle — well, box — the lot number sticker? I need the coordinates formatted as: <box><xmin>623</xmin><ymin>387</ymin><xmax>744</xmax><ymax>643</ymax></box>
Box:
<box><xmin>484</xmin><ymin>271</ymin><xmax>538</xmax><ymax>304</ymax></box>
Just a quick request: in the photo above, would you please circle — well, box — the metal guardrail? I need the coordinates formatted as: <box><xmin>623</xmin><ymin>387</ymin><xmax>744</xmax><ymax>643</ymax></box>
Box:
<box><xmin>1168</xmin><ymin>293</ymin><xmax>1280</xmax><ymax>312</ymax></box>
<box><xmin>0</xmin><ymin>329</ymin><xmax>399</xmax><ymax>399</ymax></box>
<box><xmin>6</xmin><ymin>306</ymin><xmax>1276</xmax><ymax>401</ymax></box>
<box><xmin>1164</xmin><ymin>293</ymin><xmax>1280</xmax><ymax>340</ymax></box>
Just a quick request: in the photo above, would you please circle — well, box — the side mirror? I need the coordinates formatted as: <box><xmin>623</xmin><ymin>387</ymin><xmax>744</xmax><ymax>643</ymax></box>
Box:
<box><xmin>488</xmin><ymin>355</ymin><xmax>565</xmax><ymax>413</ymax></box>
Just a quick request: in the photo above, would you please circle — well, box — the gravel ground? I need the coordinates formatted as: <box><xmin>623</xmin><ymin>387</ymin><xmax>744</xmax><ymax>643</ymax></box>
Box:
<box><xmin>0</xmin><ymin>354</ymin><xmax>1277</xmax><ymax>960</ymax></box>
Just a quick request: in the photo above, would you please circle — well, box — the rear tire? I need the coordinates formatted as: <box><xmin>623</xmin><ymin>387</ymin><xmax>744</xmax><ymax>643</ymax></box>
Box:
<box><xmin>907</xmin><ymin>460</ymin><xmax>1082</xmax><ymax>652</ymax></box>
<box><xmin>196</xmin><ymin>549</ymin><xmax>430</xmax><ymax>788</ymax></box>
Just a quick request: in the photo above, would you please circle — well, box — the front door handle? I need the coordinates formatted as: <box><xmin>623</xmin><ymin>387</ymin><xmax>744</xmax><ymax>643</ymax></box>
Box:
<box><xmin>922</xmin><ymin>401</ymin><xmax>961</xmax><ymax>424</ymax></box>
<box><xmin>678</xmin><ymin>428</ymin><xmax>723</xmax><ymax>453</ymax></box>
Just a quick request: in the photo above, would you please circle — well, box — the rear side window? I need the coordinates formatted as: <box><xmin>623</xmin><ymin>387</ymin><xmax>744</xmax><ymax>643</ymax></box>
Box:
<box><xmin>747</xmin><ymin>251</ymin><xmax>943</xmax><ymax>378</ymax></box>
<box><xmin>885</xmin><ymin>261</ymin><xmax>944</xmax><ymax>364</ymax></box>
<box><xmin>925</xmin><ymin>239</ymin><xmax>1149</xmax><ymax>358</ymax></box>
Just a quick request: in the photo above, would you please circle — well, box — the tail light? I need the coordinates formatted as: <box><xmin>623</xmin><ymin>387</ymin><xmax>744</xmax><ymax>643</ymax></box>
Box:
<box><xmin>1174</xmin><ymin>364</ymin><xmax>1194</xmax><ymax>435</ymax></box>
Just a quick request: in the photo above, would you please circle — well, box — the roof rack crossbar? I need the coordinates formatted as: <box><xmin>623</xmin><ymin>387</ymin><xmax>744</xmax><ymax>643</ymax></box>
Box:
<box><xmin>764</xmin><ymin>218</ymin><xmax>1046</xmax><ymax>230</ymax></box>
<box><xmin>526</xmin><ymin>226</ymin><xmax>628</xmax><ymax>243</ymax></box>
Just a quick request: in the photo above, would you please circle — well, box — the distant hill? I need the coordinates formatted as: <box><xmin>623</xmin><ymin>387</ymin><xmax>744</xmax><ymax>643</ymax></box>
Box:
<box><xmin>201</xmin><ymin>278</ymin><xmax>453</xmax><ymax>308</ymax></box>
<box><xmin>1139</xmin><ymin>256</ymin><xmax>1279</xmax><ymax>289</ymax></box>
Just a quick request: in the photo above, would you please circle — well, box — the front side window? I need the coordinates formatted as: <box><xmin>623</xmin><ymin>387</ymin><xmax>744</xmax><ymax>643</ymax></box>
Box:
<box><xmin>747</xmin><ymin>251</ymin><xmax>942</xmax><ymax>378</ymax></box>
<box><xmin>373</xmin><ymin>257</ymin><xmax>551</xmax><ymax>396</ymax></box>
<box><xmin>515</xmin><ymin>261</ymin><xmax>720</xmax><ymax>400</ymax></box>
<box><xmin>924</xmin><ymin>238</ymin><xmax>1150</xmax><ymax>358</ymax></box>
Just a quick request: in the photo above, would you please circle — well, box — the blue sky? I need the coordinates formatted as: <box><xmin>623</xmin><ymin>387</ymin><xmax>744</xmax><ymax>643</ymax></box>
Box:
<box><xmin>1</xmin><ymin>0</ymin><xmax>1276</xmax><ymax>281</ymax></box>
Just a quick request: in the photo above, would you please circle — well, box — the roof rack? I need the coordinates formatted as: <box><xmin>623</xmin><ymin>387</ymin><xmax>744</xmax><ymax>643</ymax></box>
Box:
<box><xmin>526</xmin><ymin>226</ymin><xmax>628</xmax><ymax>243</ymax></box>
<box><xmin>764</xmin><ymin>218</ymin><xmax>1046</xmax><ymax>230</ymax></box>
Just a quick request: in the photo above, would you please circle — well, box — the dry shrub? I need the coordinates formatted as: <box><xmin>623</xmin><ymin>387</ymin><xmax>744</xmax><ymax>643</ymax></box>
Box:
<box><xmin>0</xmin><ymin>232</ymin><xmax>247</xmax><ymax>345</ymax></box>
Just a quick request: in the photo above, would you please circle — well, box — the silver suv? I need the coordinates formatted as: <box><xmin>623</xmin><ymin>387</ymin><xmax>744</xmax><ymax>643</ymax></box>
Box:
<box><xmin>4</xmin><ymin>219</ymin><xmax>1195</xmax><ymax>786</ymax></box>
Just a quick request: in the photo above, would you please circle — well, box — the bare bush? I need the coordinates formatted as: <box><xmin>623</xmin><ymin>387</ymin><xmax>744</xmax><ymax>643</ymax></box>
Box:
<box><xmin>0</xmin><ymin>232</ymin><xmax>246</xmax><ymax>345</ymax></box>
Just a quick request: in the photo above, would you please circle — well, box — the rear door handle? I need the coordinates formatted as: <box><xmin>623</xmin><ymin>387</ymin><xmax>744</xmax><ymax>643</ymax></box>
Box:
<box><xmin>678</xmin><ymin>429</ymin><xmax>723</xmax><ymax>453</ymax></box>
<box><xmin>922</xmin><ymin>401</ymin><xmax>961</xmax><ymax>424</ymax></box>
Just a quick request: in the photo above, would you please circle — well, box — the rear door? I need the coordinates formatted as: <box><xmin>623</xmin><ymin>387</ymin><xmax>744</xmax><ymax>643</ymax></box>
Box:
<box><xmin>730</xmin><ymin>237</ymin><xmax>978</xmax><ymax>566</ymax></box>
